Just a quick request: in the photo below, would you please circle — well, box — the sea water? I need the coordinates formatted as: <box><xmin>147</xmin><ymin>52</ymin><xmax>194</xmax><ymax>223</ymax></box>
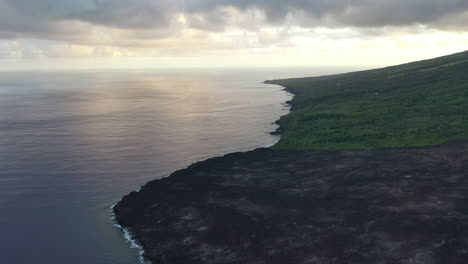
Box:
<box><xmin>0</xmin><ymin>68</ymin><xmax>348</xmax><ymax>264</ymax></box>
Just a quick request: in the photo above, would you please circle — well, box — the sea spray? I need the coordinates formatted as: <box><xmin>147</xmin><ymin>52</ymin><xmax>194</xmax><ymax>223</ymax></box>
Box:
<box><xmin>110</xmin><ymin>205</ymin><xmax>151</xmax><ymax>264</ymax></box>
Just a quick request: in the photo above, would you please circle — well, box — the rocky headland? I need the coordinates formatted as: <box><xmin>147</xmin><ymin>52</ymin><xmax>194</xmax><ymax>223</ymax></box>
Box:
<box><xmin>114</xmin><ymin>141</ymin><xmax>468</xmax><ymax>264</ymax></box>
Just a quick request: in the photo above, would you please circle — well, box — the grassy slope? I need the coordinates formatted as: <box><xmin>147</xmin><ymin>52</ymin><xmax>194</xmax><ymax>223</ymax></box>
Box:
<box><xmin>267</xmin><ymin>50</ymin><xmax>468</xmax><ymax>150</ymax></box>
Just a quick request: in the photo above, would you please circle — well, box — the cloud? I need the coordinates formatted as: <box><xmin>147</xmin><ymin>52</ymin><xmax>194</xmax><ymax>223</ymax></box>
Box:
<box><xmin>0</xmin><ymin>41</ymin><xmax>21</xmax><ymax>58</ymax></box>
<box><xmin>0</xmin><ymin>0</ymin><xmax>467</xmax><ymax>60</ymax></box>
<box><xmin>2</xmin><ymin>0</ymin><xmax>468</xmax><ymax>35</ymax></box>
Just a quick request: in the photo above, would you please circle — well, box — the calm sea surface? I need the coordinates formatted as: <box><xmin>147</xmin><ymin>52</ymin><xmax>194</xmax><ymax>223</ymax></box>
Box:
<box><xmin>0</xmin><ymin>68</ymin><xmax>348</xmax><ymax>264</ymax></box>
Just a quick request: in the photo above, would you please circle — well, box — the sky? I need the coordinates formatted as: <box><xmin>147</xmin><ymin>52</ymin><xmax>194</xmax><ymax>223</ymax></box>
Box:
<box><xmin>1</xmin><ymin>0</ymin><xmax>468</xmax><ymax>70</ymax></box>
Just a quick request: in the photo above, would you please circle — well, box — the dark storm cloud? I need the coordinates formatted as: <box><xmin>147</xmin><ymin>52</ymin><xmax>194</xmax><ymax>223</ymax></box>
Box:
<box><xmin>1</xmin><ymin>0</ymin><xmax>467</xmax><ymax>40</ymax></box>
<box><xmin>194</xmin><ymin>0</ymin><xmax>468</xmax><ymax>29</ymax></box>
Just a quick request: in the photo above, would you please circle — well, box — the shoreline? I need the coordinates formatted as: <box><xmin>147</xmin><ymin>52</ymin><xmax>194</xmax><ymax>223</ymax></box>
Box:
<box><xmin>112</xmin><ymin>50</ymin><xmax>468</xmax><ymax>262</ymax></box>
<box><xmin>267</xmin><ymin>84</ymin><xmax>295</xmax><ymax>138</ymax></box>
<box><xmin>111</xmin><ymin>82</ymin><xmax>293</xmax><ymax>263</ymax></box>
<box><xmin>112</xmin><ymin>77</ymin><xmax>468</xmax><ymax>263</ymax></box>
<box><xmin>110</xmin><ymin>205</ymin><xmax>150</xmax><ymax>264</ymax></box>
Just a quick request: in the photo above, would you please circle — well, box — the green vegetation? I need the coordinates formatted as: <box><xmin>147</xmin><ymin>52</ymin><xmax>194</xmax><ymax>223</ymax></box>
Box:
<box><xmin>267</xmin><ymin>50</ymin><xmax>468</xmax><ymax>150</ymax></box>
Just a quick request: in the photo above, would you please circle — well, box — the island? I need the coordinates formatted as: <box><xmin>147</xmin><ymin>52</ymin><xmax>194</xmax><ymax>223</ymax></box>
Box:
<box><xmin>114</xmin><ymin>50</ymin><xmax>468</xmax><ymax>264</ymax></box>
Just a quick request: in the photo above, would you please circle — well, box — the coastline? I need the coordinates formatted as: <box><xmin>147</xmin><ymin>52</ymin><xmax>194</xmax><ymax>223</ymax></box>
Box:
<box><xmin>110</xmin><ymin>205</ymin><xmax>151</xmax><ymax>264</ymax></box>
<box><xmin>111</xmin><ymin>81</ymin><xmax>468</xmax><ymax>264</ymax></box>
<box><xmin>111</xmin><ymin>82</ymin><xmax>293</xmax><ymax>263</ymax></box>
<box><xmin>112</xmin><ymin>51</ymin><xmax>468</xmax><ymax>263</ymax></box>
<box><xmin>266</xmin><ymin>84</ymin><xmax>295</xmax><ymax>137</ymax></box>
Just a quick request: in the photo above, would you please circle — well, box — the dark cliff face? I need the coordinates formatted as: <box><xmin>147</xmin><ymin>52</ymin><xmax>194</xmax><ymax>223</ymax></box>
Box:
<box><xmin>114</xmin><ymin>142</ymin><xmax>468</xmax><ymax>264</ymax></box>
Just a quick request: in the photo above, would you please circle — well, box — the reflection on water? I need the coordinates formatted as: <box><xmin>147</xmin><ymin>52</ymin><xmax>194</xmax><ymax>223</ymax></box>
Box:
<box><xmin>0</xmin><ymin>68</ymin><xmax>351</xmax><ymax>264</ymax></box>
<box><xmin>0</xmin><ymin>70</ymin><xmax>293</xmax><ymax>264</ymax></box>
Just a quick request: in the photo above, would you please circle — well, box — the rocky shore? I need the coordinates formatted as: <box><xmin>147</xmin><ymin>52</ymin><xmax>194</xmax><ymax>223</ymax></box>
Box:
<box><xmin>114</xmin><ymin>141</ymin><xmax>468</xmax><ymax>264</ymax></box>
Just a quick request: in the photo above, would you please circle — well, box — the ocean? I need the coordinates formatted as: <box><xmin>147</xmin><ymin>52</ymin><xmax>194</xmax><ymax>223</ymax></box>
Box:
<box><xmin>0</xmin><ymin>68</ymin><xmax>348</xmax><ymax>264</ymax></box>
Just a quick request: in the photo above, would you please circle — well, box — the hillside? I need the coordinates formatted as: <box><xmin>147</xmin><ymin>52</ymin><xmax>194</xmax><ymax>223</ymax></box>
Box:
<box><xmin>267</xmin><ymin>50</ymin><xmax>468</xmax><ymax>150</ymax></box>
<box><xmin>114</xmin><ymin>51</ymin><xmax>468</xmax><ymax>264</ymax></box>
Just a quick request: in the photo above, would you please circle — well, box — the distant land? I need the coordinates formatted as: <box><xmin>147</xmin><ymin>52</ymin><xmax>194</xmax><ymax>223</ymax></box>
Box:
<box><xmin>114</xmin><ymin>51</ymin><xmax>468</xmax><ymax>264</ymax></box>
<box><xmin>267</xmin><ymin>50</ymin><xmax>468</xmax><ymax>150</ymax></box>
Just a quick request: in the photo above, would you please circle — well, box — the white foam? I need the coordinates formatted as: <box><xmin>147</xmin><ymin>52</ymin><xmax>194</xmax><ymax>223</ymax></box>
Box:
<box><xmin>109</xmin><ymin>205</ymin><xmax>151</xmax><ymax>264</ymax></box>
<box><xmin>263</xmin><ymin>137</ymin><xmax>280</xmax><ymax>148</ymax></box>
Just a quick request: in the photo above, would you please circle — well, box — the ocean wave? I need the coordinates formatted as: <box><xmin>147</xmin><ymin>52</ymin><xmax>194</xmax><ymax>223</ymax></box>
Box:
<box><xmin>109</xmin><ymin>205</ymin><xmax>151</xmax><ymax>264</ymax></box>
